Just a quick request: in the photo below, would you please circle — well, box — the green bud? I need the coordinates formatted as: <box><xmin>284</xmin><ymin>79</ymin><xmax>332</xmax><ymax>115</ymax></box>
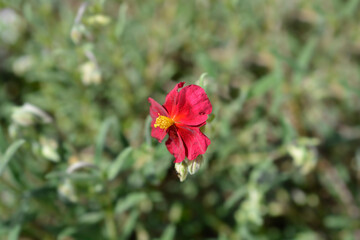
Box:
<box><xmin>58</xmin><ymin>179</ymin><xmax>78</xmax><ymax>202</ymax></box>
<box><xmin>175</xmin><ymin>161</ymin><xmax>188</xmax><ymax>182</ymax></box>
<box><xmin>187</xmin><ymin>155</ymin><xmax>203</xmax><ymax>175</ymax></box>
<box><xmin>40</xmin><ymin>137</ymin><xmax>59</xmax><ymax>162</ymax></box>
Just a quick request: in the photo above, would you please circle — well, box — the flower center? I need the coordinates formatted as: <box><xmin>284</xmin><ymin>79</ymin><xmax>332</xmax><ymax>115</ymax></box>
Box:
<box><xmin>154</xmin><ymin>113</ymin><xmax>174</xmax><ymax>130</ymax></box>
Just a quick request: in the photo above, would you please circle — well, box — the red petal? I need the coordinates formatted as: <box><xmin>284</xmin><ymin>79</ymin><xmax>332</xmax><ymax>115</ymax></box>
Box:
<box><xmin>148</xmin><ymin>97</ymin><xmax>169</xmax><ymax>142</ymax></box>
<box><xmin>148</xmin><ymin>97</ymin><xmax>169</xmax><ymax>118</ymax></box>
<box><xmin>163</xmin><ymin>82</ymin><xmax>185</xmax><ymax>116</ymax></box>
<box><xmin>177</xmin><ymin>126</ymin><xmax>211</xmax><ymax>160</ymax></box>
<box><xmin>150</xmin><ymin>118</ymin><xmax>167</xmax><ymax>142</ymax></box>
<box><xmin>165</xmin><ymin>127</ymin><xmax>185</xmax><ymax>163</ymax></box>
<box><xmin>172</xmin><ymin>85</ymin><xmax>212</xmax><ymax>126</ymax></box>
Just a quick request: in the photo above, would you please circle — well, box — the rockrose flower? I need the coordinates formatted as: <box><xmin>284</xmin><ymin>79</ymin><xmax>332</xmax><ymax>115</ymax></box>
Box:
<box><xmin>148</xmin><ymin>82</ymin><xmax>212</xmax><ymax>163</ymax></box>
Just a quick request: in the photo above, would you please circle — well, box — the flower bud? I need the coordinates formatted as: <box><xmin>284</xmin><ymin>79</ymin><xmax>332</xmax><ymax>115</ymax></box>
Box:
<box><xmin>79</xmin><ymin>61</ymin><xmax>102</xmax><ymax>85</ymax></box>
<box><xmin>287</xmin><ymin>144</ymin><xmax>317</xmax><ymax>174</ymax></box>
<box><xmin>86</xmin><ymin>14</ymin><xmax>111</xmax><ymax>26</ymax></box>
<box><xmin>12</xmin><ymin>55</ymin><xmax>34</xmax><ymax>76</ymax></box>
<box><xmin>0</xmin><ymin>8</ymin><xmax>25</xmax><ymax>44</ymax></box>
<box><xmin>11</xmin><ymin>107</ymin><xmax>36</xmax><ymax>126</ymax></box>
<box><xmin>66</xmin><ymin>161</ymin><xmax>95</xmax><ymax>174</ymax></box>
<box><xmin>58</xmin><ymin>179</ymin><xmax>78</xmax><ymax>202</ymax></box>
<box><xmin>187</xmin><ymin>155</ymin><xmax>203</xmax><ymax>175</ymax></box>
<box><xmin>175</xmin><ymin>161</ymin><xmax>188</xmax><ymax>182</ymax></box>
<box><xmin>11</xmin><ymin>103</ymin><xmax>52</xmax><ymax>126</ymax></box>
<box><xmin>40</xmin><ymin>137</ymin><xmax>59</xmax><ymax>162</ymax></box>
<box><xmin>70</xmin><ymin>24</ymin><xmax>86</xmax><ymax>44</ymax></box>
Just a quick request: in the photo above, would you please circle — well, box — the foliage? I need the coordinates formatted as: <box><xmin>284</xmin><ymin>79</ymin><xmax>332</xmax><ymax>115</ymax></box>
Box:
<box><xmin>0</xmin><ymin>0</ymin><xmax>360</xmax><ymax>239</ymax></box>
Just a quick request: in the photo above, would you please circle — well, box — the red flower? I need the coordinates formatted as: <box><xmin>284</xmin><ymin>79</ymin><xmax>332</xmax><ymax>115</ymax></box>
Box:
<box><xmin>148</xmin><ymin>82</ymin><xmax>212</xmax><ymax>163</ymax></box>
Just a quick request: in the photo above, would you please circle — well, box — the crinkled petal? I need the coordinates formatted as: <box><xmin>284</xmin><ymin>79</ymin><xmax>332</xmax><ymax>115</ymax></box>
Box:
<box><xmin>177</xmin><ymin>126</ymin><xmax>211</xmax><ymax>160</ymax></box>
<box><xmin>163</xmin><ymin>82</ymin><xmax>185</xmax><ymax>116</ymax></box>
<box><xmin>165</xmin><ymin>127</ymin><xmax>185</xmax><ymax>163</ymax></box>
<box><xmin>148</xmin><ymin>97</ymin><xmax>169</xmax><ymax>142</ymax></box>
<box><xmin>172</xmin><ymin>85</ymin><xmax>212</xmax><ymax>126</ymax></box>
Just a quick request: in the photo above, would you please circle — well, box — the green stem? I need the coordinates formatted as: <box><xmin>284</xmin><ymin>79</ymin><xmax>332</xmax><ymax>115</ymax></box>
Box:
<box><xmin>105</xmin><ymin>207</ymin><xmax>117</xmax><ymax>240</ymax></box>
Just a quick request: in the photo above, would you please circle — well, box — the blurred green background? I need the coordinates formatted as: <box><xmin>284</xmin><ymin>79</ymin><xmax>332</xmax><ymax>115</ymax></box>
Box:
<box><xmin>1</xmin><ymin>0</ymin><xmax>360</xmax><ymax>239</ymax></box>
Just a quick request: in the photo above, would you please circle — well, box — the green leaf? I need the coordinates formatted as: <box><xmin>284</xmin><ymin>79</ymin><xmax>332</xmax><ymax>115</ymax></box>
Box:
<box><xmin>224</xmin><ymin>188</ymin><xmax>247</xmax><ymax>210</ymax></box>
<box><xmin>0</xmin><ymin>139</ymin><xmax>25</xmax><ymax>176</ymax></box>
<box><xmin>196</xmin><ymin>53</ymin><xmax>217</xmax><ymax>78</ymax></box>
<box><xmin>231</xmin><ymin>86</ymin><xmax>249</xmax><ymax>113</ymax></box>
<box><xmin>95</xmin><ymin>117</ymin><xmax>119</xmax><ymax>166</ymax></box>
<box><xmin>107</xmin><ymin>147</ymin><xmax>132</xmax><ymax>181</ymax></box>
<box><xmin>0</xmin><ymin>126</ymin><xmax>7</xmax><ymax>153</ymax></box>
<box><xmin>295</xmin><ymin>231</ymin><xmax>321</xmax><ymax>240</ymax></box>
<box><xmin>115</xmin><ymin>192</ymin><xmax>147</xmax><ymax>214</ymax></box>
<box><xmin>197</xmin><ymin>73</ymin><xmax>208</xmax><ymax>89</ymax></box>
<box><xmin>160</xmin><ymin>224</ymin><xmax>176</xmax><ymax>240</ymax></box>
<box><xmin>115</xmin><ymin>3</ymin><xmax>128</xmax><ymax>39</ymax></box>
<box><xmin>8</xmin><ymin>224</ymin><xmax>21</xmax><ymax>240</ymax></box>
<box><xmin>341</xmin><ymin>0</ymin><xmax>360</xmax><ymax>18</ymax></box>
<box><xmin>78</xmin><ymin>212</ymin><xmax>104</xmax><ymax>224</ymax></box>
<box><xmin>57</xmin><ymin>227</ymin><xmax>77</xmax><ymax>240</ymax></box>
<box><xmin>121</xmin><ymin>210</ymin><xmax>139</xmax><ymax>239</ymax></box>
<box><xmin>281</xmin><ymin>117</ymin><xmax>296</xmax><ymax>144</ymax></box>
<box><xmin>144</xmin><ymin>115</ymin><xmax>152</xmax><ymax>147</ymax></box>
<box><xmin>324</xmin><ymin>215</ymin><xmax>353</xmax><ymax>229</ymax></box>
<box><xmin>294</xmin><ymin>37</ymin><xmax>318</xmax><ymax>84</ymax></box>
<box><xmin>297</xmin><ymin>37</ymin><xmax>317</xmax><ymax>71</ymax></box>
<box><xmin>249</xmin><ymin>73</ymin><xmax>277</xmax><ymax>98</ymax></box>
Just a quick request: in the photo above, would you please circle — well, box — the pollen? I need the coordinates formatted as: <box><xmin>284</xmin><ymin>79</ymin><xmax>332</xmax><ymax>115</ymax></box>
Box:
<box><xmin>154</xmin><ymin>113</ymin><xmax>174</xmax><ymax>130</ymax></box>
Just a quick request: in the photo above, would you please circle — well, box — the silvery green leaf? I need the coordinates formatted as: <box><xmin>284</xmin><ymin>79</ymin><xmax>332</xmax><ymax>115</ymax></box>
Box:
<box><xmin>0</xmin><ymin>139</ymin><xmax>25</xmax><ymax>176</ymax></box>
<box><xmin>107</xmin><ymin>147</ymin><xmax>132</xmax><ymax>181</ymax></box>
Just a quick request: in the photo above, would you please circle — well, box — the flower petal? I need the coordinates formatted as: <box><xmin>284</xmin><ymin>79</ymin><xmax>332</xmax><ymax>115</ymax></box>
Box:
<box><xmin>148</xmin><ymin>97</ymin><xmax>169</xmax><ymax>118</ymax></box>
<box><xmin>165</xmin><ymin>127</ymin><xmax>186</xmax><ymax>163</ymax></box>
<box><xmin>150</xmin><ymin>118</ymin><xmax>167</xmax><ymax>142</ymax></box>
<box><xmin>177</xmin><ymin>126</ymin><xmax>211</xmax><ymax>160</ymax></box>
<box><xmin>172</xmin><ymin>85</ymin><xmax>212</xmax><ymax>126</ymax></box>
<box><xmin>148</xmin><ymin>97</ymin><xmax>169</xmax><ymax>142</ymax></box>
<box><xmin>163</xmin><ymin>82</ymin><xmax>185</xmax><ymax>116</ymax></box>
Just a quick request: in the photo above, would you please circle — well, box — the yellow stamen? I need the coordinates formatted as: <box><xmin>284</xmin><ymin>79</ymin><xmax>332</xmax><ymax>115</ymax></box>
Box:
<box><xmin>154</xmin><ymin>113</ymin><xmax>174</xmax><ymax>130</ymax></box>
